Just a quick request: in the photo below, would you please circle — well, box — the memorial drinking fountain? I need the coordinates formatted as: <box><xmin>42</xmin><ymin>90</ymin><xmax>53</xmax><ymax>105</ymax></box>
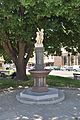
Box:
<box><xmin>16</xmin><ymin>28</ymin><xmax>65</xmax><ymax>104</ymax></box>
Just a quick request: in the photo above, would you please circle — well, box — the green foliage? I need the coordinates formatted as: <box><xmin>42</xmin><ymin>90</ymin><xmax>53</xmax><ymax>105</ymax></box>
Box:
<box><xmin>0</xmin><ymin>0</ymin><xmax>80</xmax><ymax>57</ymax></box>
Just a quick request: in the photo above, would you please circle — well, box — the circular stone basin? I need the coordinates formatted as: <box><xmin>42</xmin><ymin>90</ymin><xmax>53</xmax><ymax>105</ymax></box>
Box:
<box><xmin>29</xmin><ymin>69</ymin><xmax>51</xmax><ymax>77</ymax></box>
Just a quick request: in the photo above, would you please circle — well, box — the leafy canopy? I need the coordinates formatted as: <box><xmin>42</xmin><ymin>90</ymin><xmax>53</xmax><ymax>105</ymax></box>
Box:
<box><xmin>0</xmin><ymin>0</ymin><xmax>80</xmax><ymax>57</ymax></box>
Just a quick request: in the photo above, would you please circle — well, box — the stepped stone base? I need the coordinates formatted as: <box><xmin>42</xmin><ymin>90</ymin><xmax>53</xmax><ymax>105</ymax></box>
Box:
<box><xmin>16</xmin><ymin>88</ymin><xmax>65</xmax><ymax>104</ymax></box>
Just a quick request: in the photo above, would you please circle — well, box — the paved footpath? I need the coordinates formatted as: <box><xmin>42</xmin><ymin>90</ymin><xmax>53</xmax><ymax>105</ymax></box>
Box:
<box><xmin>0</xmin><ymin>88</ymin><xmax>80</xmax><ymax>120</ymax></box>
<box><xmin>49</xmin><ymin>70</ymin><xmax>80</xmax><ymax>78</ymax></box>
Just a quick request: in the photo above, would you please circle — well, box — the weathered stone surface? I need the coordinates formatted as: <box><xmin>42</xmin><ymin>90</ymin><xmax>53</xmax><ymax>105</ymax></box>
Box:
<box><xmin>35</xmin><ymin>47</ymin><xmax>44</xmax><ymax>70</ymax></box>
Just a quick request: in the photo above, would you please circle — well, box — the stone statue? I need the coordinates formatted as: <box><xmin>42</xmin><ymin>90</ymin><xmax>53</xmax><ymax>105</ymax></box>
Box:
<box><xmin>36</xmin><ymin>28</ymin><xmax>44</xmax><ymax>44</ymax></box>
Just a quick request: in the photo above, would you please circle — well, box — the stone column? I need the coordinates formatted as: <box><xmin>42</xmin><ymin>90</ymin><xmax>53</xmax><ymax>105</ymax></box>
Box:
<box><xmin>35</xmin><ymin>47</ymin><xmax>44</xmax><ymax>70</ymax></box>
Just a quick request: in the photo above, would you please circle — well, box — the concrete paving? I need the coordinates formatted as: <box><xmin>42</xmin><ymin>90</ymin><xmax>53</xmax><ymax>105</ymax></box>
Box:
<box><xmin>0</xmin><ymin>88</ymin><xmax>80</xmax><ymax>120</ymax></box>
<box><xmin>49</xmin><ymin>70</ymin><xmax>80</xmax><ymax>78</ymax></box>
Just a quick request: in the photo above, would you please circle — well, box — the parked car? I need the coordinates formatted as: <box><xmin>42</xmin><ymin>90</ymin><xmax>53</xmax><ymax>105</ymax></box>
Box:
<box><xmin>52</xmin><ymin>66</ymin><xmax>61</xmax><ymax>70</ymax></box>
<box><xmin>44</xmin><ymin>66</ymin><xmax>53</xmax><ymax>70</ymax></box>
<box><xmin>60</xmin><ymin>66</ymin><xmax>73</xmax><ymax>71</ymax></box>
<box><xmin>45</xmin><ymin>66</ymin><xmax>60</xmax><ymax>70</ymax></box>
<box><xmin>60</xmin><ymin>66</ymin><xmax>67</xmax><ymax>71</ymax></box>
<box><xmin>66</xmin><ymin>66</ymin><xmax>73</xmax><ymax>71</ymax></box>
<box><xmin>73</xmin><ymin>65</ymin><xmax>80</xmax><ymax>72</ymax></box>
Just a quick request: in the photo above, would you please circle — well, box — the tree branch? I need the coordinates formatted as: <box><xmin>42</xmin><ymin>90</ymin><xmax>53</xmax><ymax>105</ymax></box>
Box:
<box><xmin>25</xmin><ymin>45</ymin><xmax>34</xmax><ymax>64</ymax></box>
<box><xmin>2</xmin><ymin>41</ymin><xmax>17</xmax><ymax>63</ymax></box>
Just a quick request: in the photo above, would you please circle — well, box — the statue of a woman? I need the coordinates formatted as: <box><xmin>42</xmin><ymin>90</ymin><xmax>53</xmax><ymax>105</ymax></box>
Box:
<box><xmin>36</xmin><ymin>28</ymin><xmax>44</xmax><ymax>44</ymax></box>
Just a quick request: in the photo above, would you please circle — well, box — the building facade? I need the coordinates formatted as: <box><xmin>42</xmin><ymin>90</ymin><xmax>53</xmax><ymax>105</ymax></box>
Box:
<box><xmin>28</xmin><ymin>49</ymin><xmax>80</xmax><ymax>67</ymax></box>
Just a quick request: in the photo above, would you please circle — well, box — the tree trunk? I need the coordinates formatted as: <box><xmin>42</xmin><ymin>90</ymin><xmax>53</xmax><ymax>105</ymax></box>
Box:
<box><xmin>15</xmin><ymin>59</ymin><xmax>27</xmax><ymax>80</ymax></box>
<box><xmin>2</xmin><ymin>41</ymin><xmax>34</xmax><ymax>81</ymax></box>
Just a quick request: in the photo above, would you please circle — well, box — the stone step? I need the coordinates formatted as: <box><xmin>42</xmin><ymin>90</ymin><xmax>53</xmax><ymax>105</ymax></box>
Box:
<box><xmin>16</xmin><ymin>88</ymin><xmax>65</xmax><ymax>105</ymax></box>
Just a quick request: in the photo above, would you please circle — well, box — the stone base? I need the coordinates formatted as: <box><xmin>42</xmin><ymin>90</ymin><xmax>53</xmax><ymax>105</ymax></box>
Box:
<box><xmin>32</xmin><ymin>86</ymin><xmax>48</xmax><ymax>92</ymax></box>
<box><xmin>16</xmin><ymin>88</ymin><xmax>65</xmax><ymax>104</ymax></box>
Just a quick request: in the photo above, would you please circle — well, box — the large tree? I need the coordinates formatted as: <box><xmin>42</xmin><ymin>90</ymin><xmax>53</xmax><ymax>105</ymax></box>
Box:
<box><xmin>0</xmin><ymin>0</ymin><xmax>80</xmax><ymax>80</ymax></box>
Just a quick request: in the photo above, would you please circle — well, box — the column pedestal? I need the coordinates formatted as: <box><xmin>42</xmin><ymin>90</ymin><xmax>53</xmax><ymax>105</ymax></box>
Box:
<box><xmin>29</xmin><ymin>70</ymin><xmax>50</xmax><ymax>92</ymax></box>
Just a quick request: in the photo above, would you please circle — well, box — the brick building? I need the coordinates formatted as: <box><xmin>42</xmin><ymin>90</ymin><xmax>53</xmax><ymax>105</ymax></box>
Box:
<box><xmin>28</xmin><ymin>49</ymin><xmax>80</xmax><ymax>67</ymax></box>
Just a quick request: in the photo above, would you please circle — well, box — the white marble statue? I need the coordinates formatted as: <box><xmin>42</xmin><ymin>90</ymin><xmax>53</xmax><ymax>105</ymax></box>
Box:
<box><xmin>36</xmin><ymin>28</ymin><xmax>44</xmax><ymax>44</ymax></box>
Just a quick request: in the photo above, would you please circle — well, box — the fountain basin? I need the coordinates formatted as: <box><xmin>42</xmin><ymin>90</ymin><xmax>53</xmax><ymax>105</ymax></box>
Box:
<box><xmin>29</xmin><ymin>69</ymin><xmax>51</xmax><ymax>77</ymax></box>
<box><xmin>29</xmin><ymin>69</ymin><xmax>51</xmax><ymax>92</ymax></box>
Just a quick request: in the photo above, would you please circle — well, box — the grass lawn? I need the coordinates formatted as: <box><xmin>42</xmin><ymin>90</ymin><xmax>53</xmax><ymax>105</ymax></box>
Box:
<box><xmin>0</xmin><ymin>75</ymin><xmax>80</xmax><ymax>90</ymax></box>
<box><xmin>47</xmin><ymin>75</ymin><xmax>80</xmax><ymax>88</ymax></box>
<box><xmin>0</xmin><ymin>76</ymin><xmax>33</xmax><ymax>90</ymax></box>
